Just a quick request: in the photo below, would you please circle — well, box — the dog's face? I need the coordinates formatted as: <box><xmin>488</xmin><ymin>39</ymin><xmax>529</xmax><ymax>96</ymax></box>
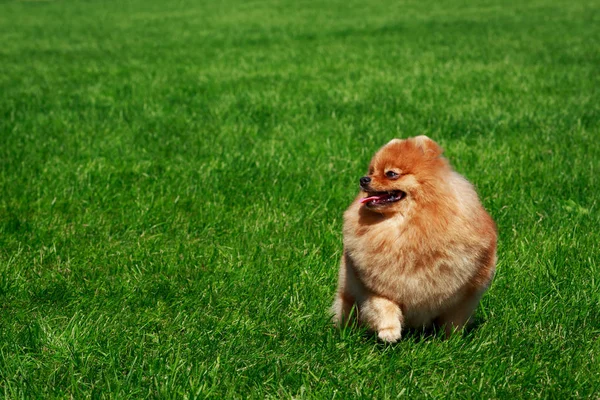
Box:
<box><xmin>359</xmin><ymin>136</ymin><xmax>445</xmax><ymax>214</ymax></box>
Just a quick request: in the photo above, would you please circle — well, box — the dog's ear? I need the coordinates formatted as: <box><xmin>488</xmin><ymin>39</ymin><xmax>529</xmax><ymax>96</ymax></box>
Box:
<box><xmin>413</xmin><ymin>135</ymin><xmax>443</xmax><ymax>158</ymax></box>
<box><xmin>385</xmin><ymin>138</ymin><xmax>403</xmax><ymax>147</ymax></box>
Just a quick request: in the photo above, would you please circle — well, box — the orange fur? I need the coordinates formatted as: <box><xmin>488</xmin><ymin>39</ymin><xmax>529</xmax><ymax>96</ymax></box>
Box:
<box><xmin>332</xmin><ymin>136</ymin><xmax>497</xmax><ymax>342</ymax></box>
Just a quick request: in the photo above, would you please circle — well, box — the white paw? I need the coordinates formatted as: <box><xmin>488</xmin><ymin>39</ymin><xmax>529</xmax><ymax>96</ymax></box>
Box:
<box><xmin>377</xmin><ymin>327</ymin><xmax>401</xmax><ymax>343</ymax></box>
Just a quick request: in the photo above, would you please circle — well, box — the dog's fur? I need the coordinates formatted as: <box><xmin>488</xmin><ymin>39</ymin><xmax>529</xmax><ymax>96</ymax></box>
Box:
<box><xmin>332</xmin><ymin>136</ymin><xmax>497</xmax><ymax>341</ymax></box>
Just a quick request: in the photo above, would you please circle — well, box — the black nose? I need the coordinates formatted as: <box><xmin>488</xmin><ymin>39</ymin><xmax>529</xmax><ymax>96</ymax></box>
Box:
<box><xmin>360</xmin><ymin>176</ymin><xmax>371</xmax><ymax>187</ymax></box>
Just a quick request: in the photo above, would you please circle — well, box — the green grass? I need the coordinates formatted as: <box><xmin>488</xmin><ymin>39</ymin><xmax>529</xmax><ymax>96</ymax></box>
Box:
<box><xmin>1</xmin><ymin>0</ymin><xmax>599</xmax><ymax>397</ymax></box>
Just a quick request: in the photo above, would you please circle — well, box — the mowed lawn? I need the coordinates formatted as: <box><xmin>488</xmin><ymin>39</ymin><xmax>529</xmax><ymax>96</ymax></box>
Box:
<box><xmin>1</xmin><ymin>0</ymin><xmax>599</xmax><ymax>397</ymax></box>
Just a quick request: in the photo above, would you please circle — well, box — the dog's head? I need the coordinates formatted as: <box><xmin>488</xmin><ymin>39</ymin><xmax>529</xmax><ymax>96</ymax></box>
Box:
<box><xmin>359</xmin><ymin>136</ymin><xmax>447</xmax><ymax>214</ymax></box>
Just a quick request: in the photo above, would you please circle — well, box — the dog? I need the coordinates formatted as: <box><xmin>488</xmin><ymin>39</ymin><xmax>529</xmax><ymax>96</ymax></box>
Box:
<box><xmin>332</xmin><ymin>136</ymin><xmax>497</xmax><ymax>342</ymax></box>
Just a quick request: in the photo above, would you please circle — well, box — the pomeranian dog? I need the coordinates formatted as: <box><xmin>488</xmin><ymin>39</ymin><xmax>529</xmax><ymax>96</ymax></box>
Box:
<box><xmin>332</xmin><ymin>136</ymin><xmax>497</xmax><ymax>342</ymax></box>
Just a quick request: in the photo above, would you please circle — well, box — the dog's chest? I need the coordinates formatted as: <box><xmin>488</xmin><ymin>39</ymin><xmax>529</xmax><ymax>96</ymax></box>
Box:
<box><xmin>344</xmin><ymin>220</ymin><xmax>414</xmax><ymax>278</ymax></box>
<box><xmin>343</xmin><ymin>217</ymin><xmax>470</xmax><ymax>308</ymax></box>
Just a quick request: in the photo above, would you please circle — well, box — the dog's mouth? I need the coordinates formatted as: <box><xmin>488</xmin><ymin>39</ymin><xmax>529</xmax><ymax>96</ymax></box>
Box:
<box><xmin>360</xmin><ymin>190</ymin><xmax>406</xmax><ymax>206</ymax></box>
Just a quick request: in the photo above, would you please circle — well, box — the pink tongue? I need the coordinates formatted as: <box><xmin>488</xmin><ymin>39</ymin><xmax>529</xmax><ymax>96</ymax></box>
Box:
<box><xmin>360</xmin><ymin>194</ymin><xmax>387</xmax><ymax>204</ymax></box>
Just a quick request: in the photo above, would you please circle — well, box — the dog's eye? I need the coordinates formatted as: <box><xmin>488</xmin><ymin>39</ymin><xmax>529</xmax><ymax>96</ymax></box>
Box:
<box><xmin>385</xmin><ymin>171</ymin><xmax>399</xmax><ymax>179</ymax></box>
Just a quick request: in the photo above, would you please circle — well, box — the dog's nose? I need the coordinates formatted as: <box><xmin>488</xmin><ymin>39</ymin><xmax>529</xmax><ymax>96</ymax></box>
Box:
<box><xmin>360</xmin><ymin>176</ymin><xmax>371</xmax><ymax>187</ymax></box>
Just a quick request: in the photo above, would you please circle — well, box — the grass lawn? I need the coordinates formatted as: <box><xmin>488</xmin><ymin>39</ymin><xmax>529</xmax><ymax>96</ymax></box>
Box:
<box><xmin>1</xmin><ymin>0</ymin><xmax>599</xmax><ymax>397</ymax></box>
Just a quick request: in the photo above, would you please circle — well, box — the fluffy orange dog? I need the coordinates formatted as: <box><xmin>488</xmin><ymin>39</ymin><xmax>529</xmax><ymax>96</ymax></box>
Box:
<box><xmin>332</xmin><ymin>136</ymin><xmax>497</xmax><ymax>342</ymax></box>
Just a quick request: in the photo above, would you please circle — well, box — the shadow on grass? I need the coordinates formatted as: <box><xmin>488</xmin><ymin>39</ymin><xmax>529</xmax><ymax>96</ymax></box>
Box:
<box><xmin>357</xmin><ymin>314</ymin><xmax>487</xmax><ymax>346</ymax></box>
<box><xmin>329</xmin><ymin>305</ymin><xmax>487</xmax><ymax>347</ymax></box>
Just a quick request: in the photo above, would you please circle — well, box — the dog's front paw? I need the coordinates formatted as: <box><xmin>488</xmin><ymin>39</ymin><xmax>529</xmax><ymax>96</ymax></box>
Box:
<box><xmin>377</xmin><ymin>327</ymin><xmax>401</xmax><ymax>343</ymax></box>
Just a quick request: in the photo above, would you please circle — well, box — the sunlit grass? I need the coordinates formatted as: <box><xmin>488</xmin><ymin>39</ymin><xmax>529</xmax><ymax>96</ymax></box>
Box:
<box><xmin>1</xmin><ymin>0</ymin><xmax>599</xmax><ymax>397</ymax></box>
